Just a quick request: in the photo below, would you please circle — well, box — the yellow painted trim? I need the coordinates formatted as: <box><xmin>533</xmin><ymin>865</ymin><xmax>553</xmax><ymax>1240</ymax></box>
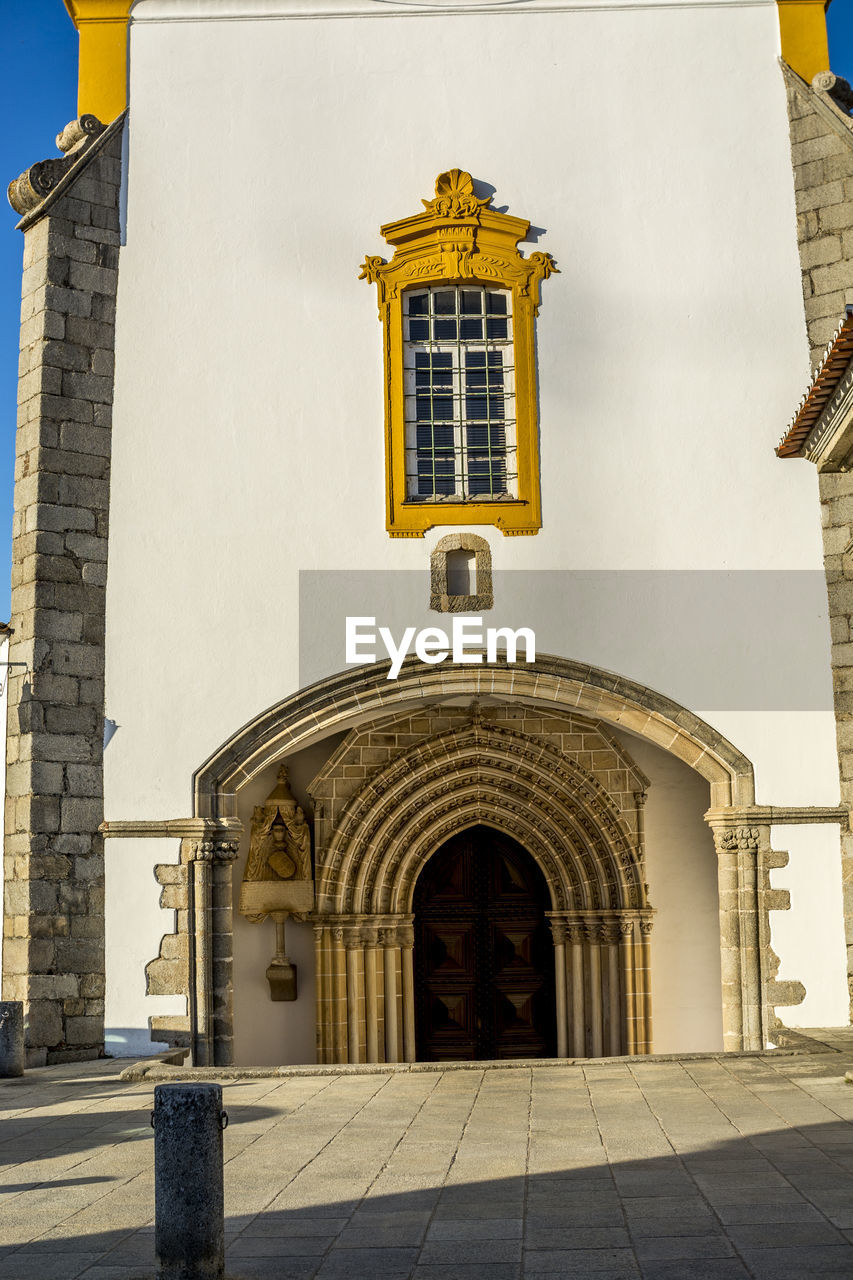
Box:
<box><xmin>360</xmin><ymin>170</ymin><xmax>557</xmax><ymax>538</ymax></box>
<box><xmin>63</xmin><ymin>0</ymin><xmax>132</xmax><ymax>122</ymax></box>
<box><xmin>777</xmin><ymin>0</ymin><xmax>831</xmax><ymax>84</ymax></box>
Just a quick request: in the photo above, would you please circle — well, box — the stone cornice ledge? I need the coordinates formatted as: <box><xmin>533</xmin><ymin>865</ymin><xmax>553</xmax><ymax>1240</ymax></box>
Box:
<box><xmin>705</xmin><ymin>805</ymin><xmax>848</xmax><ymax>829</ymax></box>
<box><xmin>132</xmin><ymin>0</ymin><xmax>773</xmax><ymax>20</ymax></box>
<box><xmin>100</xmin><ymin>817</ymin><xmax>244</xmax><ymax>838</ymax></box>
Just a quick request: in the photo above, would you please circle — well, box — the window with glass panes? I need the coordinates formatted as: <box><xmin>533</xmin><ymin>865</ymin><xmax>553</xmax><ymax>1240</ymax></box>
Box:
<box><xmin>403</xmin><ymin>286</ymin><xmax>516</xmax><ymax>499</ymax></box>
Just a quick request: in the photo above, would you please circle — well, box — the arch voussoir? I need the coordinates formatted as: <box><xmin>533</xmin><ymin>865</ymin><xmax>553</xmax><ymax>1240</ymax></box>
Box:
<box><xmin>319</xmin><ymin>721</ymin><xmax>643</xmax><ymax>917</ymax></box>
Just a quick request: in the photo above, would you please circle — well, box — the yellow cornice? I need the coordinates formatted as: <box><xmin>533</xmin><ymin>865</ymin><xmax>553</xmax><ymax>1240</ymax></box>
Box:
<box><xmin>63</xmin><ymin>0</ymin><xmax>133</xmax><ymax>123</ymax></box>
<box><xmin>777</xmin><ymin>0</ymin><xmax>831</xmax><ymax>84</ymax></box>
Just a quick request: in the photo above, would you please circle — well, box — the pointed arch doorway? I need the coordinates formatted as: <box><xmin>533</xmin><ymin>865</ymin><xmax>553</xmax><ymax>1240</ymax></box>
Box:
<box><xmin>414</xmin><ymin>826</ymin><xmax>557</xmax><ymax>1061</ymax></box>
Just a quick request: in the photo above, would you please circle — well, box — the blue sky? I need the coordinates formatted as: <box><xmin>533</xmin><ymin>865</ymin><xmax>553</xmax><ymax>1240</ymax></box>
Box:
<box><xmin>0</xmin><ymin>1</ymin><xmax>851</xmax><ymax>623</ymax></box>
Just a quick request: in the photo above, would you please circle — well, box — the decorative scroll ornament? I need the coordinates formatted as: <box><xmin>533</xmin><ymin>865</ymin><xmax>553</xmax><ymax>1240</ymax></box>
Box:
<box><xmin>238</xmin><ymin>765</ymin><xmax>314</xmax><ymax>923</ymax></box>
<box><xmin>422</xmin><ymin>168</ymin><xmax>491</xmax><ymax>219</ymax></box>
<box><xmin>8</xmin><ymin>115</ymin><xmax>105</xmax><ymax>216</ymax></box>
<box><xmin>359</xmin><ymin>168</ymin><xmax>558</xmax><ymax>314</ymax></box>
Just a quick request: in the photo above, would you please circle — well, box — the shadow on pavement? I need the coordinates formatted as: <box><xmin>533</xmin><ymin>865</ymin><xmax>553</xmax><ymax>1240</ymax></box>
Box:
<box><xmin>0</xmin><ymin>1118</ymin><xmax>850</xmax><ymax>1279</ymax></box>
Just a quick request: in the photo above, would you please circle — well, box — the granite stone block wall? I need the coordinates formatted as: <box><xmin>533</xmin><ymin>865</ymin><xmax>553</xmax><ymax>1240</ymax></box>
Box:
<box><xmin>784</xmin><ymin>66</ymin><xmax>853</xmax><ymax>365</ymax></box>
<box><xmin>3</xmin><ymin>123</ymin><xmax>122</xmax><ymax>1064</ymax></box>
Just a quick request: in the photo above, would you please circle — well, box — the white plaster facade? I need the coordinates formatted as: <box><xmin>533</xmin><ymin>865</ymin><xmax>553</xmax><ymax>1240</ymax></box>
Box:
<box><xmin>98</xmin><ymin>0</ymin><xmax>849</xmax><ymax>1060</ymax></box>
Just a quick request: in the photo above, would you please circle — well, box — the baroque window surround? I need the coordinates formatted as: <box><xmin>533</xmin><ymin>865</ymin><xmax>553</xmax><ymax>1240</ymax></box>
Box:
<box><xmin>360</xmin><ymin>169</ymin><xmax>557</xmax><ymax>538</ymax></box>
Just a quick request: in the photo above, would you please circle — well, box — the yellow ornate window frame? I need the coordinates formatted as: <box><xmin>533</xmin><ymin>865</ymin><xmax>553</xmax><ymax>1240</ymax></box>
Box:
<box><xmin>360</xmin><ymin>170</ymin><xmax>557</xmax><ymax>538</ymax></box>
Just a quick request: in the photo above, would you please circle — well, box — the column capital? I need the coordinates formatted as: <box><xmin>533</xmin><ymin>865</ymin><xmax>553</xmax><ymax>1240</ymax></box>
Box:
<box><xmin>711</xmin><ymin>824</ymin><xmax>765</xmax><ymax>855</ymax></box>
<box><xmin>182</xmin><ymin>837</ymin><xmax>240</xmax><ymax>863</ymax></box>
<box><xmin>549</xmin><ymin>920</ymin><xmax>568</xmax><ymax>945</ymax></box>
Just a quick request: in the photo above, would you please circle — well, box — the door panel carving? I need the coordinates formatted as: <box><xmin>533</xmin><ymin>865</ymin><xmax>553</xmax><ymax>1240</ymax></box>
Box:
<box><xmin>414</xmin><ymin>827</ymin><xmax>556</xmax><ymax>1061</ymax></box>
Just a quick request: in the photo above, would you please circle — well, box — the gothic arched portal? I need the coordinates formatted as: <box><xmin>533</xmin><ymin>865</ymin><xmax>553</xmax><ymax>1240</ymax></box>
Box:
<box><xmin>309</xmin><ymin>715</ymin><xmax>652</xmax><ymax>1065</ymax></box>
<box><xmin>153</xmin><ymin>657</ymin><xmax>804</xmax><ymax>1066</ymax></box>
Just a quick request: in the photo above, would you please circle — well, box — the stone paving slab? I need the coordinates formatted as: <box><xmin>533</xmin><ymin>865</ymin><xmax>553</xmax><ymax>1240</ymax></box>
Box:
<box><xmin>1</xmin><ymin>1031</ymin><xmax>853</xmax><ymax>1278</ymax></box>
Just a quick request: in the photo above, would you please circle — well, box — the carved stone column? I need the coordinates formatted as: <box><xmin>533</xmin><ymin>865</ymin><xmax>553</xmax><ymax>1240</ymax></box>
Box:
<box><xmin>330</xmin><ymin>925</ymin><xmax>347</xmax><ymax>1062</ymax></box>
<box><xmin>343</xmin><ymin>925</ymin><xmax>363</xmax><ymax>1065</ymax></box>
<box><xmin>313</xmin><ymin>923</ymin><xmax>330</xmax><ymax>1064</ymax></box>
<box><xmin>619</xmin><ymin>919</ymin><xmax>636</xmax><ymax>1055</ymax></box>
<box><xmin>585</xmin><ymin>920</ymin><xmax>604</xmax><ymax>1057</ymax></box>
<box><xmin>183</xmin><ymin>837</ymin><xmax>239</xmax><ymax>1067</ymax></box>
<box><xmin>639</xmin><ymin>919</ymin><xmax>654</xmax><ymax>1054</ymax></box>
<box><xmin>601</xmin><ymin>922</ymin><xmax>622</xmax><ymax>1056</ymax></box>
<box><xmin>549</xmin><ymin>919</ymin><xmax>569</xmax><ymax>1058</ymax></box>
<box><xmin>634</xmin><ymin>789</ymin><xmax>648</xmax><ymax>860</ymax></box>
<box><xmin>399</xmin><ymin>924</ymin><xmax>416</xmax><ymax>1063</ymax></box>
<box><xmin>567</xmin><ymin>922</ymin><xmax>585</xmax><ymax>1057</ymax></box>
<box><xmin>379</xmin><ymin>926</ymin><xmax>400</xmax><ymax>1064</ymax></box>
<box><xmin>210</xmin><ymin>839</ymin><xmax>239</xmax><ymax>1066</ymax></box>
<box><xmin>362</xmin><ymin>926</ymin><xmax>380</xmax><ymax>1064</ymax></box>
<box><xmin>712</xmin><ymin>825</ymin><xmax>767</xmax><ymax>1052</ymax></box>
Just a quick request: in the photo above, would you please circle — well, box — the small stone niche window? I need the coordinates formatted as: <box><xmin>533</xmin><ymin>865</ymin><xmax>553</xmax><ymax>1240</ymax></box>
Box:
<box><xmin>430</xmin><ymin>534</ymin><xmax>493</xmax><ymax>612</ymax></box>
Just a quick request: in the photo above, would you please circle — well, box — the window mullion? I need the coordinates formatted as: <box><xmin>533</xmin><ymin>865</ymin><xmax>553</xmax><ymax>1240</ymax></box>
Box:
<box><xmin>403</xmin><ymin>282</ymin><xmax>516</xmax><ymax>503</ymax></box>
<box><xmin>455</xmin><ymin>313</ymin><xmax>464</xmax><ymax>498</ymax></box>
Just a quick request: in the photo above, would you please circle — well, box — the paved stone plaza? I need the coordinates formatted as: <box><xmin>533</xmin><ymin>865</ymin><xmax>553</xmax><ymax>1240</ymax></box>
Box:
<box><xmin>2</xmin><ymin>1035</ymin><xmax>853</xmax><ymax>1279</ymax></box>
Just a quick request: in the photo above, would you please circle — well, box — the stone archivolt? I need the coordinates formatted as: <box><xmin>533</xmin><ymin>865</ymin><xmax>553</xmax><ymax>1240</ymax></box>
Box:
<box><xmin>308</xmin><ymin>708</ymin><xmax>653</xmax><ymax>1064</ymax></box>
<box><xmin>315</xmin><ymin>718</ymin><xmax>645</xmax><ymax>916</ymax></box>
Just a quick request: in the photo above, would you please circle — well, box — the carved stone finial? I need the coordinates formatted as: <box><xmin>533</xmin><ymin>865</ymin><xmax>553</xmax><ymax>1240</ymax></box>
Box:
<box><xmin>8</xmin><ymin>116</ymin><xmax>106</xmax><ymax>216</ymax></box>
<box><xmin>813</xmin><ymin>71</ymin><xmax>853</xmax><ymax>113</ymax></box>
<box><xmin>56</xmin><ymin>115</ymin><xmax>104</xmax><ymax>154</ymax></box>
<box><xmin>422</xmin><ymin>168</ymin><xmax>491</xmax><ymax>220</ymax></box>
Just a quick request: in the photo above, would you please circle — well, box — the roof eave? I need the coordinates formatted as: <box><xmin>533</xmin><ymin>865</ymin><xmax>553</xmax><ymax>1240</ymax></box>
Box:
<box><xmin>777</xmin><ymin>307</ymin><xmax>853</xmax><ymax>467</ymax></box>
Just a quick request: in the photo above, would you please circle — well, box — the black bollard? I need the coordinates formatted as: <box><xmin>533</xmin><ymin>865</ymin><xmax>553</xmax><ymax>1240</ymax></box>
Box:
<box><xmin>0</xmin><ymin>1002</ymin><xmax>24</xmax><ymax>1078</ymax></box>
<box><xmin>153</xmin><ymin>1082</ymin><xmax>227</xmax><ymax>1280</ymax></box>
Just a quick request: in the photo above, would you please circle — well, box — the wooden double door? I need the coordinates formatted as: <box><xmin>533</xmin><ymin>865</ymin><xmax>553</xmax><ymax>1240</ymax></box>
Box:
<box><xmin>414</xmin><ymin>826</ymin><xmax>557</xmax><ymax>1061</ymax></box>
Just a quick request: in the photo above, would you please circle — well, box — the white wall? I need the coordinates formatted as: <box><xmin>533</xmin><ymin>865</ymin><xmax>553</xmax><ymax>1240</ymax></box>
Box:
<box><xmin>100</xmin><ymin>0</ymin><xmax>849</xmax><ymax>1050</ymax></box>
<box><xmin>613</xmin><ymin>732</ymin><xmax>724</xmax><ymax>1053</ymax></box>
<box><xmin>769</xmin><ymin>822</ymin><xmax>848</xmax><ymax>1029</ymax></box>
<box><xmin>104</xmin><ymin>836</ymin><xmax>185</xmax><ymax>1056</ymax></box>
<box><xmin>106</xmin><ymin>0</ymin><xmax>826</xmax><ymax>820</ymax></box>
